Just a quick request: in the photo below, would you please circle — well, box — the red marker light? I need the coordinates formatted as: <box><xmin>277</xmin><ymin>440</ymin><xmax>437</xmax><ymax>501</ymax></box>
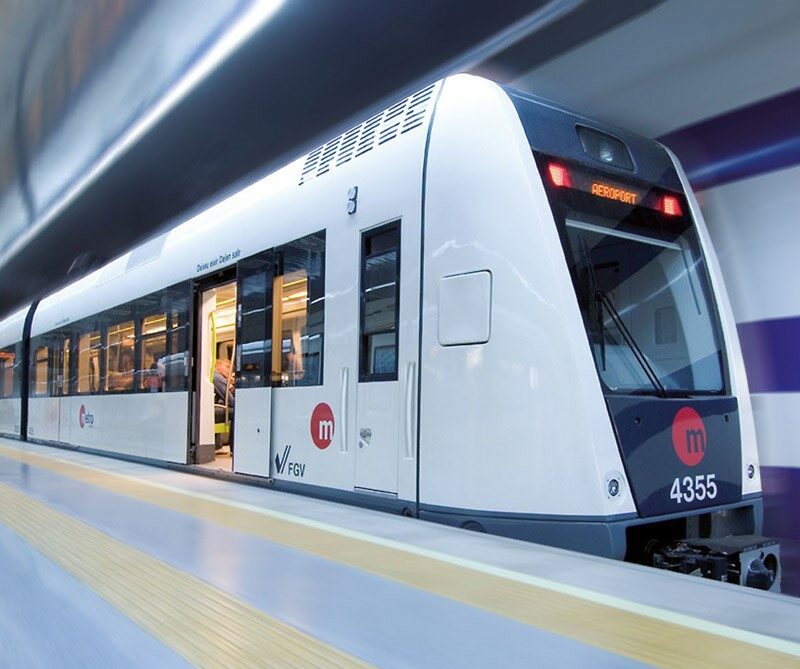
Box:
<box><xmin>547</xmin><ymin>163</ymin><xmax>572</xmax><ymax>188</ymax></box>
<box><xmin>662</xmin><ymin>195</ymin><xmax>683</xmax><ymax>216</ymax></box>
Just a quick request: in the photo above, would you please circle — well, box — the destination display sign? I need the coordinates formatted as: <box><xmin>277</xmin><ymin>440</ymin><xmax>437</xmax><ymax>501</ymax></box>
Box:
<box><xmin>545</xmin><ymin>161</ymin><xmax>684</xmax><ymax>217</ymax></box>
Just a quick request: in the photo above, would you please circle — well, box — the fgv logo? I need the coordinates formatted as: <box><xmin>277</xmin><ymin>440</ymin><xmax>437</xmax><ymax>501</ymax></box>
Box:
<box><xmin>310</xmin><ymin>402</ymin><xmax>334</xmax><ymax>449</ymax></box>
<box><xmin>78</xmin><ymin>404</ymin><xmax>94</xmax><ymax>428</ymax></box>
<box><xmin>671</xmin><ymin>406</ymin><xmax>706</xmax><ymax>466</ymax></box>
<box><xmin>274</xmin><ymin>445</ymin><xmax>305</xmax><ymax>478</ymax></box>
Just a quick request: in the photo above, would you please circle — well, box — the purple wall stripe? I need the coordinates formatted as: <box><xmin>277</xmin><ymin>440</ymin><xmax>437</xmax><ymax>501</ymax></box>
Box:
<box><xmin>737</xmin><ymin>317</ymin><xmax>800</xmax><ymax>394</ymax></box>
<box><xmin>658</xmin><ymin>86</ymin><xmax>800</xmax><ymax>191</ymax></box>
<box><xmin>761</xmin><ymin>465</ymin><xmax>800</xmax><ymax>596</ymax></box>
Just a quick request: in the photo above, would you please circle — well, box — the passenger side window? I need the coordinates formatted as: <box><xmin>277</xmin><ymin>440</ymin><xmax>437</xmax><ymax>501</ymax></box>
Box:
<box><xmin>140</xmin><ymin>314</ymin><xmax>167</xmax><ymax>392</ymax></box>
<box><xmin>271</xmin><ymin>231</ymin><xmax>325</xmax><ymax>387</ymax></box>
<box><xmin>0</xmin><ymin>346</ymin><xmax>16</xmax><ymax>398</ymax></box>
<box><xmin>77</xmin><ymin>330</ymin><xmax>101</xmax><ymax>394</ymax></box>
<box><xmin>32</xmin><ymin>345</ymin><xmax>49</xmax><ymax>397</ymax></box>
<box><xmin>166</xmin><ymin>286</ymin><xmax>190</xmax><ymax>392</ymax></box>
<box><xmin>105</xmin><ymin>321</ymin><xmax>135</xmax><ymax>392</ymax></box>
<box><xmin>360</xmin><ymin>222</ymin><xmax>400</xmax><ymax>381</ymax></box>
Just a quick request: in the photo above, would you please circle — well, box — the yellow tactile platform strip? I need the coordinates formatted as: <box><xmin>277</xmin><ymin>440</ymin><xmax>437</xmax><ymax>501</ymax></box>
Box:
<box><xmin>0</xmin><ymin>480</ymin><xmax>369</xmax><ymax>669</ymax></box>
<box><xmin>1</xmin><ymin>443</ymin><xmax>799</xmax><ymax>668</ymax></box>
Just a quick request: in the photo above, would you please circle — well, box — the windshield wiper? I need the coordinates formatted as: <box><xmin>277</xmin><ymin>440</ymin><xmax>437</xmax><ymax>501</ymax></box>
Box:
<box><xmin>576</xmin><ymin>236</ymin><xmax>607</xmax><ymax>370</ymax></box>
<box><xmin>595</xmin><ymin>290</ymin><xmax>667</xmax><ymax>397</ymax></box>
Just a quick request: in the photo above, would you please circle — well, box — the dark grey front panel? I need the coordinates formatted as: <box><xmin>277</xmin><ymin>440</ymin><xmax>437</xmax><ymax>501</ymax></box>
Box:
<box><xmin>608</xmin><ymin>396</ymin><xmax>742</xmax><ymax>517</ymax></box>
<box><xmin>503</xmin><ymin>86</ymin><xmax>682</xmax><ymax>191</ymax></box>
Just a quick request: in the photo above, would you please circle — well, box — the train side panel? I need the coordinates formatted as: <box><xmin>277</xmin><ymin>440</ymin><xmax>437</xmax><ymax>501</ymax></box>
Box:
<box><xmin>0</xmin><ymin>398</ymin><xmax>21</xmax><ymax>437</ymax></box>
<box><xmin>0</xmin><ymin>306</ymin><xmax>28</xmax><ymax>438</ymax></box>
<box><xmin>418</xmin><ymin>75</ymin><xmax>631</xmax><ymax>519</ymax></box>
<box><xmin>26</xmin><ymin>82</ymin><xmax>434</xmax><ymax>503</ymax></box>
<box><xmin>69</xmin><ymin>394</ymin><xmax>188</xmax><ymax>462</ymax></box>
<box><xmin>267</xmin><ymin>125</ymin><xmax>426</xmax><ymax>500</ymax></box>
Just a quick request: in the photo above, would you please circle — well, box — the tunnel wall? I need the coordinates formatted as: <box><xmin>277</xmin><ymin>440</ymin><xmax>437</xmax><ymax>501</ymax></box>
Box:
<box><xmin>661</xmin><ymin>87</ymin><xmax>800</xmax><ymax>595</ymax></box>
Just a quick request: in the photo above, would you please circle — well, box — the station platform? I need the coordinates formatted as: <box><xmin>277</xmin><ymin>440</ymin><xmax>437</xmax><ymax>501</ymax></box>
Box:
<box><xmin>0</xmin><ymin>437</ymin><xmax>798</xmax><ymax>668</ymax></box>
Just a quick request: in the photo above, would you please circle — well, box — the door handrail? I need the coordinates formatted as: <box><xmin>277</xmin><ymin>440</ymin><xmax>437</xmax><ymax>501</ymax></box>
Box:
<box><xmin>340</xmin><ymin>367</ymin><xmax>348</xmax><ymax>453</ymax></box>
<box><xmin>404</xmin><ymin>361</ymin><xmax>416</xmax><ymax>459</ymax></box>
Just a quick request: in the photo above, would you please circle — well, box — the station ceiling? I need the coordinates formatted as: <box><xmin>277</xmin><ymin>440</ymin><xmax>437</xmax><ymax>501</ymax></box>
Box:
<box><xmin>0</xmin><ymin>0</ymin><xmax>664</xmax><ymax>315</ymax></box>
<box><xmin>509</xmin><ymin>0</ymin><xmax>800</xmax><ymax>137</ymax></box>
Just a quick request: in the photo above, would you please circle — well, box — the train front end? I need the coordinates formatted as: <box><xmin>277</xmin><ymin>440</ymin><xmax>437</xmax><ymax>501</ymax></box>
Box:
<box><xmin>509</xmin><ymin>89</ymin><xmax>780</xmax><ymax>591</ymax></box>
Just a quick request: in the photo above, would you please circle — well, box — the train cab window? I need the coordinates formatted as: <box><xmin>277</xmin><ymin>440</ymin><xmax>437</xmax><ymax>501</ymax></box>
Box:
<box><xmin>140</xmin><ymin>314</ymin><xmax>167</xmax><ymax>392</ymax></box>
<box><xmin>77</xmin><ymin>331</ymin><xmax>101</xmax><ymax>394</ymax></box>
<box><xmin>359</xmin><ymin>223</ymin><xmax>400</xmax><ymax>381</ymax></box>
<box><xmin>33</xmin><ymin>346</ymin><xmax>49</xmax><ymax>396</ymax></box>
<box><xmin>271</xmin><ymin>232</ymin><xmax>325</xmax><ymax>387</ymax></box>
<box><xmin>106</xmin><ymin>321</ymin><xmax>135</xmax><ymax>392</ymax></box>
<box><xmin>0</xmin><ymin>347</ymin><xmax>16</xmax><ymax>398</ymax></box>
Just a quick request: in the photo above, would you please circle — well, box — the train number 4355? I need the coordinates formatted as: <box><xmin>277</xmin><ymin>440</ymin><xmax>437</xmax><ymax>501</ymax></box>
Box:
<box><xmin>670</xmin><ymin>474</ymin><xmax>717</xmax><ymax>504</ymax></box>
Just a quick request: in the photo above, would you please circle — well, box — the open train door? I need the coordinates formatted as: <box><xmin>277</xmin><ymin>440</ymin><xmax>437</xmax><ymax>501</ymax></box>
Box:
<box><xmin>232</xmin><ymin>250</ymin><xmax>275</xmax><ymax>477</ymax></box>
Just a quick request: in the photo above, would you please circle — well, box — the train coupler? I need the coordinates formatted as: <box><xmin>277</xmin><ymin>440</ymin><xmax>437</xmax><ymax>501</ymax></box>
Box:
<box><xmin>649</xmin><ymin>535</ymin><xmax>780</xmax><ymax>592</ymax></box>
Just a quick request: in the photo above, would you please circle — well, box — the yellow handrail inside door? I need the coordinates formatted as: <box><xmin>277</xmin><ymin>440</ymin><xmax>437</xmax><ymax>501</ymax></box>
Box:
<box><xmin>208</xmin><ymin>311</ymin><xmax>217</xmax><ymax>385</ymax></box>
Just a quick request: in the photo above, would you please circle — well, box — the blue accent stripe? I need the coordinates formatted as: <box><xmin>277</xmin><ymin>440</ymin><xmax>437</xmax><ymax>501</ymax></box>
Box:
<box><xmin>737</xmin><ymin>317</ymin><xmax>800</xmax><ymax>393</ymax></box>
<box><xmin>658</xmin><ymin>86</ymin><xmax>800</xmax><ymax>190</ymax></box>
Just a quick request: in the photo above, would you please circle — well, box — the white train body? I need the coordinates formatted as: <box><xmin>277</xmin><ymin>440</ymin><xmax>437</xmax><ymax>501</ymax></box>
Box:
<box><xmin>0</xmin><ymin>306</ymin><xmax>26</xmax><ymax>436</ymax></box>
<box><xmin>0</xmin><ymin>75</ymin><xmax>776</xmax><ymax>580</ymax></box>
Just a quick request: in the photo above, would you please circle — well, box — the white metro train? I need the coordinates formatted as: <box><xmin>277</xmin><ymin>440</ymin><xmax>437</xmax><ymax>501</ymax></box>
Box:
<box><xmin>0</xmin><ymin>75</ymin><xmax>780</xmax><ymax>588</ymax></box>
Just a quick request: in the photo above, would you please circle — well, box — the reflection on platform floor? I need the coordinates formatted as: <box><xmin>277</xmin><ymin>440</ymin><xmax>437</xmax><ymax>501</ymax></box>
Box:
<box><xmin>195</xmin><ymin>447</ymin><xmax>233</xmax><ymax>473</ymax></box>
<box><xmin>0</xmin><ymin>438</ymin><xmax>798</xmax><ymax>668</ymax></box>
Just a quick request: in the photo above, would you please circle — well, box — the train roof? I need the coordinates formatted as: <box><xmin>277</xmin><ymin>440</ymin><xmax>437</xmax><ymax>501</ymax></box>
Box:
<box><xmin>0</xmin><ymin>304</ymin><xmax>29</xmax><ymax>348</ymax></box>
<box><xmin>10</xmin><ymin>73</ymin><xmax>682</xmax><ymax>336</ymax></box>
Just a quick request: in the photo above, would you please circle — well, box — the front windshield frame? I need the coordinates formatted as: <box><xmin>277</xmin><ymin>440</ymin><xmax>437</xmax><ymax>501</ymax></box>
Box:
<box><xmin>536</xmin><ymin>153</ymin><xmax>730</xmax><ymax>398</ymax></box>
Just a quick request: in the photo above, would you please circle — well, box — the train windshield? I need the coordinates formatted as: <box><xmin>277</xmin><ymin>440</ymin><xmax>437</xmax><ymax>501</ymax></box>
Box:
<box><xmin>540</xmin><ymin>158</ymin><xmax>726</xmax><ymax>396</ymax></box>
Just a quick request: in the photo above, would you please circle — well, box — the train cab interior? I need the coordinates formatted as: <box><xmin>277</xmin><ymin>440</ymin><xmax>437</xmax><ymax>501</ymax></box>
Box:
<box><xmin>194</xmin><ymin>280</ymin><xmax>237</xmax><ymax>471</ymax></box>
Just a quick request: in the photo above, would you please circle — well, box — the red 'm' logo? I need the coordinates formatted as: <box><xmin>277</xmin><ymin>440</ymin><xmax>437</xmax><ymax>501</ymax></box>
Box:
<box><xmin>672</xmin><ymin>407</ymin><xmax>707</xmax><ymax>466</ymax></box>
<box><xmin>310</xmin><ymin>403</ymin><xmax>334</xmax><ymax>449</ymax></box>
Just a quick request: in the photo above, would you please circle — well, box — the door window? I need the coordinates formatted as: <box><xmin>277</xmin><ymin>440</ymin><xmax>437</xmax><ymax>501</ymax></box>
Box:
<box><xmin>360</xmin><ymin>222</ymin><xmax>400</xmax><ymax>381</ymax></box>
<box><xmin>32</xmin><ymin>345</ymin><xmax>49</xmax><ymax>396</ymax></box>
<box><xmin>57</xmin><ymin>338</ymin><xmax>71</xmax><ymax>396</ymax></box>
<box><xmin>237</xmin><ymin>252</ymin><xmax>273</xmax><ymax>389</ymax></box>
<box><xmin>271</xmin><ymin>231</ymin><xmax>326</xmax><ymax>387</ymax></box>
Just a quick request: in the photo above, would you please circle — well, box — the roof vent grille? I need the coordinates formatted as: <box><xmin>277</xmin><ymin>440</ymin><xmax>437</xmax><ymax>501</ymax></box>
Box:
<box><xmin>299</xmin><ymin>82</ymin><xmax>437</xmax><ymax>185</ymax></box>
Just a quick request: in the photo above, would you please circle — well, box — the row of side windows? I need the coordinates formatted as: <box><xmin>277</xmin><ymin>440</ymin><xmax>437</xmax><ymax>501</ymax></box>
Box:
<box><xmin>25</xmin><ymin>231</ymin><xmax>328</xmax><ymax>397</ymax></box>
<box><xmin>20</xmin><ymin>228</ymin><xmax>354</xmax><ymax>397</ymax></box>
<box><xmin>29</xmin><ymin>283</ymin><xmax>190</xmax><ymax>397</ymax></box>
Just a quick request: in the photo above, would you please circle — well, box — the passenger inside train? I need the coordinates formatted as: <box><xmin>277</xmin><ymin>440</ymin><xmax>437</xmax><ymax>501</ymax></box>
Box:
<box><xmin>196</xmin><ymin>281</ymin><xmax>237</xmax><ymax>470</ymax></box>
